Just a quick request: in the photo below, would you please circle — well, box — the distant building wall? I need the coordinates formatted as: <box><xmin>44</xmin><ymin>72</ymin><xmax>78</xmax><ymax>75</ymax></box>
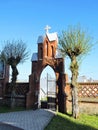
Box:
<box><xmin>0</xmin><ymin>62</ymin><xmax>9</xmax><ymax>98</ymax></box>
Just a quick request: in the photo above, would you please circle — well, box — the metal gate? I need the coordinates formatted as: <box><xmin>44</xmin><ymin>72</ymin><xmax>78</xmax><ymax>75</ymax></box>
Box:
<box><xmin>40</xmin><ymin>73</ymin><xmax>56</xmax><ymax>111</ymax></box>
<box><xmin>47</xmin><ymin>73</ymin><xmax>56</xmax><ymax>111</ymax></box>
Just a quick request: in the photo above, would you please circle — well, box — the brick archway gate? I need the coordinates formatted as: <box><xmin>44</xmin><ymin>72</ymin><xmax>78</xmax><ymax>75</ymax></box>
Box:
<box><xmin>26</xmin><ymin>29</ymin><xmax>66</xmax><ymax>113</ymax></box>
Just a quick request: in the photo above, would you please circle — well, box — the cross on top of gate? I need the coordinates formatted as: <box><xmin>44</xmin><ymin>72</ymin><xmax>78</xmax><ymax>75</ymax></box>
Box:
<box><xmin>44</xmin><ymin>25</ymin><xmax>51</xmax><ymax>33</ymax></box>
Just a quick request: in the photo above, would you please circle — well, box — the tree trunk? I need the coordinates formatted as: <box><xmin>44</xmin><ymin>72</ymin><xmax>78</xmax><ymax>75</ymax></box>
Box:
<box><xmin>71</xmin><ymin>84</ymin><xmax>79</xmax><ymax>118</ymax></box>
<box><xmin>10</xmin><ymin>65</ymin><xmax>18</xmax><ymax>108</ymax></box>
<box><xmin>11</xmin><ymin>88</ymin><xmax>16</xmax><ymax>108</ymax></box>
<box><xmin>70</xmin><ymin>56</ymin><xmax>79</xmax><ymax>118</ymax></box>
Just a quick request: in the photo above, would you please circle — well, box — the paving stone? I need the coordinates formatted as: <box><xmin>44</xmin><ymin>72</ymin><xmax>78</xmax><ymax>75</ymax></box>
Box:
<box><xmin>0</xmin><ymin>109</ymin><xmax>55</xmax><ymax>130</ymax></box>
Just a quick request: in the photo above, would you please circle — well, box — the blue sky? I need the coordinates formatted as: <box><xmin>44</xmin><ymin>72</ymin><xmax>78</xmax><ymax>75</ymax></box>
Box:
<box><xmin>0</xmin><ymin>0</ymin><xmax>98</xmax><ymax>81</ymax></box>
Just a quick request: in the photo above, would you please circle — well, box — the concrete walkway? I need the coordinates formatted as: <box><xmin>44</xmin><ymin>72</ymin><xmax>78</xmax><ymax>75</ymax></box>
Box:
<box><xmin>0</xmin><ymin>109</ymin><xmax>55</xmax><ymax>130</ymax></box>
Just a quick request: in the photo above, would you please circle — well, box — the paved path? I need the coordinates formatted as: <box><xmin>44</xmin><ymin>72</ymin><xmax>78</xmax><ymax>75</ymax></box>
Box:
<box><xmin>0</xmin><ymin>109</ymin><xmax>55</xmax><ymax>130</ymax></box>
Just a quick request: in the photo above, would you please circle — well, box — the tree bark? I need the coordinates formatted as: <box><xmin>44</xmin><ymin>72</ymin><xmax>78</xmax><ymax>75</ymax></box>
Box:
<box><xmin>10</xmin><ymin>65</ymin><xmax>18</xmax><ymax>108</ymax></box>
<box><xmin>71</xmin><ymin>84</ymin><xmax>79</xmax><ymax>118</ymax></box>
<box><xmin>70</xmin><ymin>56</ymin><xmax>79</xmax><ymax>118</ymax></box>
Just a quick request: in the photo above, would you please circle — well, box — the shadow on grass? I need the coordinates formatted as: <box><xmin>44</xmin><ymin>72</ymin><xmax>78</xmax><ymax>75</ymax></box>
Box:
<box><xmin>45</xmin><ymin>113</ymin><xmax>98</xmax><ymax>130</ymax></box>
<box><xmin>0</xmin><ymin>105</ymin><xmax>26</xmax><ymax>113</ymax></box>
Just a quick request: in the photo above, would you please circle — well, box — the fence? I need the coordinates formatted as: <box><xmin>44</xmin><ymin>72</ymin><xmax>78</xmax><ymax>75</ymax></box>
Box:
<box><xmin>78</xmin><ymin>82</ymin><xmax>98</xmax><ymax>97</ymax></box>
<box><xmin>65</xmin><ymin>82</ymin><xmax>98</xmax><ymax>114</ymax></box>
<box><xmin>5</xmin><ymin>83</ymin><xmax>29</xmax><ymax>95</ymax></box>
<box><xmin>1</xmin><ymin>81</ymin><xmax>98</xmax><ymax>113</ymax></box>
<box><xmin>65</xmin><ymin>82</ymin><xmax>98</xmax><ymax>98</ymax></box>
<box><xmin>4</xmin><ymin>83</ymin><xmax>29</xmax><ymax>107</ymax></box>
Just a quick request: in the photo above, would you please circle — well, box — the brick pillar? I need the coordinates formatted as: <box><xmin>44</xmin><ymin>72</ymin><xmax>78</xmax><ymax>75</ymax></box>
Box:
<box><xmin>57</xmin><ymin>73</ymin><xmax>66</xmax><ymax>113</ymax></box>
<box><xmin>26</xmin><ymin>74</ymin><xmax>37</xmax><ymax>109</ymax></box>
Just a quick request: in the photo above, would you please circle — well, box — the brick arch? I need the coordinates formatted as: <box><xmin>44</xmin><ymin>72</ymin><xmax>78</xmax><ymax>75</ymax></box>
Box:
<box><xmin>26</xmin><ymin>31</ymin><xmax>66</xmax><ymax>113</ymax></box>
<box><xmin>26</xmin><ymin>58</ymin><xmax>66</xmax><ymax>113</ymax></box>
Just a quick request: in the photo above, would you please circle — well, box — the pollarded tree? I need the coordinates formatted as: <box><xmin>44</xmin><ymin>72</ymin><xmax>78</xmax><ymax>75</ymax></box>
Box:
<box><xmin>0</xmin><ymin>40</ymin><xmax>29</xmax><ymax>108</ymax></box>
<box><xmin>58</xmin><ymin>25</ymin><xmax>93</xmax><ymax>118</ymax></box>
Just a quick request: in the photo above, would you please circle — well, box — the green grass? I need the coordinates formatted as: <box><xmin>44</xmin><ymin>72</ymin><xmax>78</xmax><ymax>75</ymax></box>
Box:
<box><xmin>0</xmin><ymin>106</ymin><xmax>98</xmax><ymax>130</ymax></box>
<box><xmin>45</xmin><ymin>112</ymin><xmax>98</xmax><ymax>130</ymax></box>
<box><xmin>0</xmin><ymin>106</ymin><xmax>26</xmax><ymax>113</ymax></box>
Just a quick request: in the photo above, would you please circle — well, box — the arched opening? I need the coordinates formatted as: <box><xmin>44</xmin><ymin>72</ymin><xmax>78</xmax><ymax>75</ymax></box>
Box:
<box><xmin>39</xmin><ymin>65</ymin><xmax>56</xmax><ymax>111</ymax></box>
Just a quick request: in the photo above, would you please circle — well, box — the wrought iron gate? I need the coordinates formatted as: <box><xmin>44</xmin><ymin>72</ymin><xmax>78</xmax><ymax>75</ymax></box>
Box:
<box><xmin>47</xmin><ymin>73</ymin><xmax>56</xmax><ymax>111</ymax></box>
<box><xmin>40</xmin><ymin>73</ymin><xmax>56</xmax><ymax>111</ymax></box>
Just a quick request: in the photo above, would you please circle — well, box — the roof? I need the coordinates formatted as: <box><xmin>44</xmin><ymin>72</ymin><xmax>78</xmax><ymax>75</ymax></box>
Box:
<box><xmin>37</xmin><ymin>35</ymin><xmax>45</xmax><ymax>44</ymax></box>
<box><xmin>46</xmin><ymin>32</ymin><xmax>58</xmax><ymax>42</ymax></box>
<box><xmin>37</xmin><ymin>32</ymin><xmax>58</xmax><ymax>44</ymax></box>
<box><xmin>31</xmin><ymin>53</ymin><xmax>38</xmax><ymax>61</ymax></box>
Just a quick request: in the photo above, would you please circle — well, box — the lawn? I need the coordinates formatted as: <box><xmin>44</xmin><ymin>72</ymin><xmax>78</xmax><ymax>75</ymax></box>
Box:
<box><xmin>45</xmin><ymin>112</ymin><xmax>98</xmax><ymax>130</ymax></box>
<box><xmin>0</xmin><ymin>106</ymin><xmax>98</xmax><ymax>130</ymax></box>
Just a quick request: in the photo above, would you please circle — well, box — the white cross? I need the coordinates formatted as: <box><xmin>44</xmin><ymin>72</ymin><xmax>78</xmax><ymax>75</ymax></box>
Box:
<box><xmin>44</xmin><ymin>25</ymin><xmax>51</xmax><ymax>33</ymax></box>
